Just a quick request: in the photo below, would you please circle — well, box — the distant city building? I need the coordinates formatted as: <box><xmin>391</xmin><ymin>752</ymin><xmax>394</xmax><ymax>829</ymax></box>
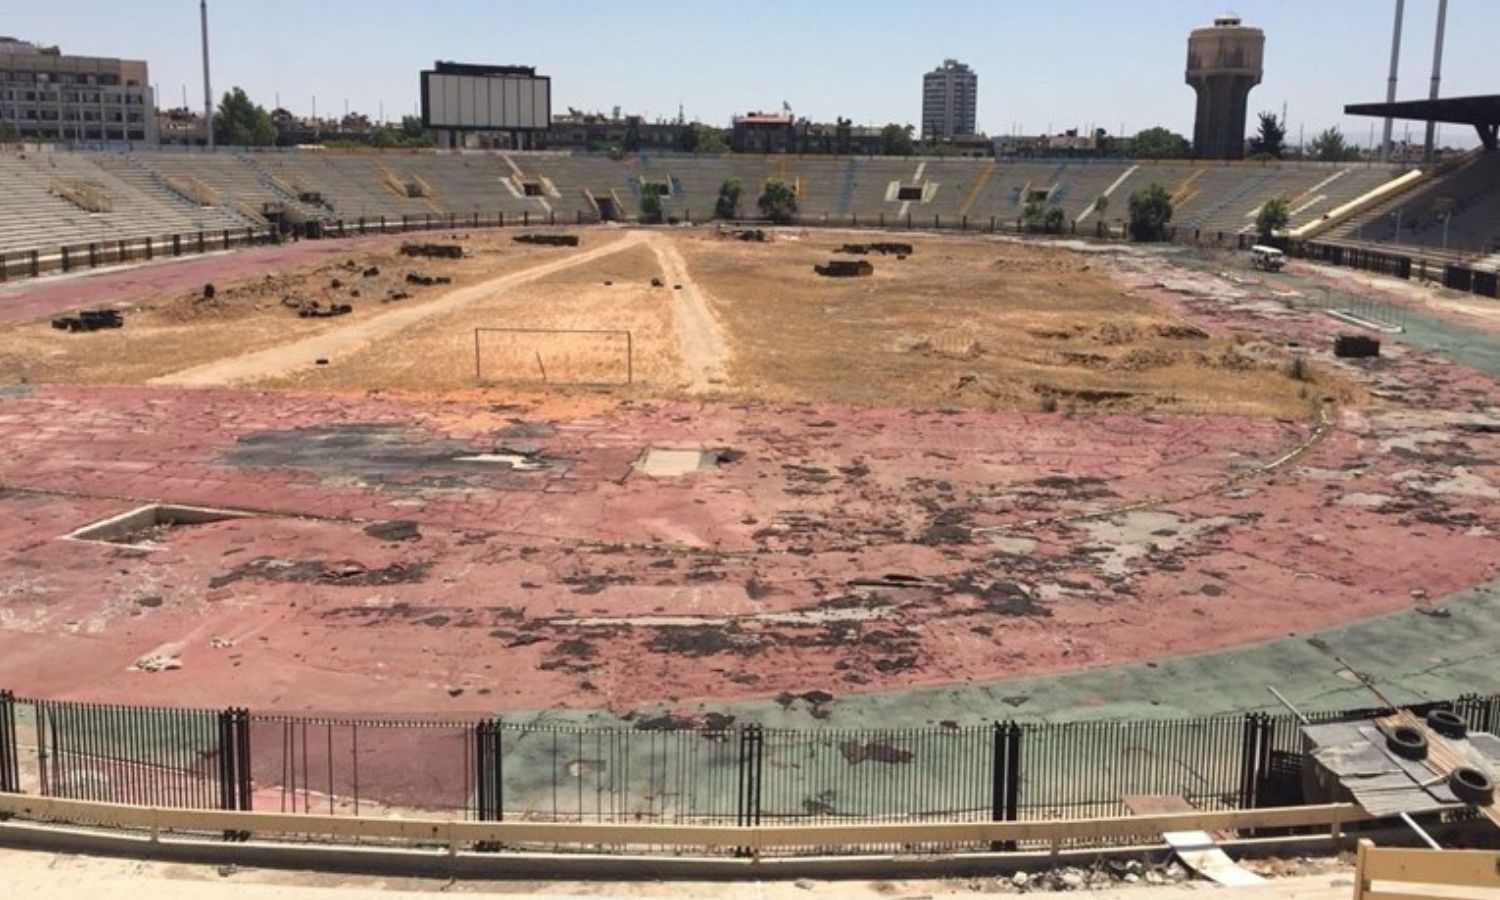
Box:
<box><xmin>547</xmin><ymin>109</ymin><xmax>695</xmax><ymax>152</ymax></box>
<box><xmin>0</xmin><ymin>37</ymin><xmax>156</xmax><ymax>144</ymax></box>
<box><xmin>731</xmin><ymin>111</ymin><xmax>795</xmax><ymax>153</ymax></box>
<box><xmin>1185</xmin><ymin>15</ymin><xmax>1264</xmax><ymax>160</ymax></box>
<box><xmin>994</xmin><ymin>129</ymin><xmax>1116</xmax><ymax>159</ymax></box>
<box><xmin>155</xmin><ymin>107</ymin><xmax>207</xmax><ymax>146</ymax></box>
<box><xmin>921</xmin><ymin>59</ymin><xmax>978</xmax><ymax>141</ymax></box>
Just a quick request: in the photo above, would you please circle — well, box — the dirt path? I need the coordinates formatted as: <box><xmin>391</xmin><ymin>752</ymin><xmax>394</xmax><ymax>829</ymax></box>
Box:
<box><xmin>150</xmin><ymin>233</ymin><xmax>645</xmax><ymax>387</ymax></box>
<box><xmin>642</xmin><ymin>232</ymin><xmax>730</xmax><ymax>392</ymax></box>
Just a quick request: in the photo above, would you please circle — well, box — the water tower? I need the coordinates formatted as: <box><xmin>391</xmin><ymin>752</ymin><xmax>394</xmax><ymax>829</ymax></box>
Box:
<box><xmin>1185</xmin><ymin>15</ymin><xmax>1265</xmax><ymax>159</ymax></box>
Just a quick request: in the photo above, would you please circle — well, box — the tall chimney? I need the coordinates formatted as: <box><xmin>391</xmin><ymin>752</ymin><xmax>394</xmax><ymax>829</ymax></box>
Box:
<box><xmin>1424</xmin><ymin>0</ymin><xmax>1449</xmax><ymax>162</ymax></box>
<box><xmin>1381</xmin><ymin>0</ymin><xmax>1405</xmax><ymax>162</ymax></box>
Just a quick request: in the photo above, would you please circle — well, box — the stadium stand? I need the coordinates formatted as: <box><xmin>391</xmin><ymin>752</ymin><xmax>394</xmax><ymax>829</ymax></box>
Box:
<box><xmin>0</xmin><ymin>149</ymin><xmax>247</xmax><ymax>253</ymax></box>
<box><xmin>0</xmin><ymin>148</ymin><xmax>1460</xmax><ymax>268</ymax></box>
<box><xmin>1332</xmin><ymin>152</ymin><xmax>1500</xmax><ymax>260</ymax></box>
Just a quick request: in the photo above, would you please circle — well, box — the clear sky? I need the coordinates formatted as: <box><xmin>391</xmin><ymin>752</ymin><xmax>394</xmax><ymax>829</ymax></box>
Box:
<box><xmin>7</xmin><ymin>0</ymin><xmax>1497</xmax><ymax>146</ymax></box>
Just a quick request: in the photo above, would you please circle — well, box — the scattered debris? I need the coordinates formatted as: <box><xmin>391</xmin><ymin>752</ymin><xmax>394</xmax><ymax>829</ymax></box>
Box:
<box><xmin>132</xmin><ymin>652</ymin><xmax>182</xmax><ymax>673</ymax></box>
<box><xmin>399</xmin><ymin>242</ymin><xmax>463</xmax><ymax>259</ymax></box>
<box><xmin>836</xmin><ymin>242</ymin><xmax>912</xmax><ymax>256</ymax></box>
<box><xmin>514</xmin><ymin>233</ymin><xmax>580</xmax><ymax>247</ymax></box>
<box><xmin>1335</xmin><ymin>334</ymin><xmax>1381</xmax><ymax>358</ymax></box>
<box><xmin>814</xmin><ymin>260</ymin><xmax>874</xmax><ymax>278</ymax></box>
<box><xmin>296</xmin><ymin>302</ymin><xmax>352</xmax><ymax>319</ymax></box>
<box><xmin>51</xmin><ymin>309</ymin><xmax>123</xmax><ymax>332</ymax></box>
<box><xmin>364</xmin><ymin>520</ymin><xmax>422</xmax><ymax>542</ymax></box>
<box><xmin>405</xmin><ymin>272</ymin><xmax>453</xmax><ymax>286</ymax></box>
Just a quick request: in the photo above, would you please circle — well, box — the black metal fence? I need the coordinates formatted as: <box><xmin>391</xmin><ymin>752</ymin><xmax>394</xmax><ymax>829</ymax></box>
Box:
<box><xmin>4</xmin><ymin>691</ymin><xmax>1498</xmax><ymax>835</ymax></box>
<box><xmin>1444</xmin><ymin>264</ymin><xmax>1500</xmax><ymax>299</ymax></box>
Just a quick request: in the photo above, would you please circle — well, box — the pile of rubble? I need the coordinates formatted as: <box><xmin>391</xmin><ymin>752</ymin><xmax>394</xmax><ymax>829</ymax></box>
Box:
<box><xmin>51</xmin><ymin>309</ymin><xmax>124</xmax><ymax>333</ymax></box>
<box><xmin>514</xmin><ymin>233</ymin><xmax>580</xmax><ymax>247</ymax></box>
<box><xmin>399</xmin><ymin>242</ymin><xmax>465</xmax><ymax>259</ymax></box>
<box><xmin>837</xmin><ymin>241</ymin><xmax>913</xmax><ymax>256</ymax></box>
<box><xmin>814</xmin><ymin>259</ymin><xmax>874</xmax><ymax>278</ymax></box>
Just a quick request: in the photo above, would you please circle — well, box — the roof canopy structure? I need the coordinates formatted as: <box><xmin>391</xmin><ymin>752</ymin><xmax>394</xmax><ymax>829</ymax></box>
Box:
<box><xmin>1345</xmin><ymin>94</ymin><xmax>1500</xmax><ymax>150</ymax></box>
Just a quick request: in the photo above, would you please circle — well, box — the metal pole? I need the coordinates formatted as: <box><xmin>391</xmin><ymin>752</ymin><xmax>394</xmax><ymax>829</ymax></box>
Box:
<box><xmin>1424</xmin><ymin>0</ymin><xmax>1449</xmax><ymax>162</ymax></box>
<box><xmin>1400</xmin><ymin>812</ymin><xmax>1442</xmax><ymax>850</ymax></box>
<box><xmin>1268</xmin><ymin>686</ymin><xmax>1311</xmax><ymax>724</ymax></box>
<box><xmin>1443</xmin><ymin>212</ymin><xmax>1451</xmax><ymax>250</ymax></box>
<box><xmin>1381</xmin><ymin>0</ymin><xmax>1405</xmax><ymax>162</ymax></box>
<box><xmin>200</xmin><ymin>0</ymin><xmax>214</xmax><ymax>150</ymax></box>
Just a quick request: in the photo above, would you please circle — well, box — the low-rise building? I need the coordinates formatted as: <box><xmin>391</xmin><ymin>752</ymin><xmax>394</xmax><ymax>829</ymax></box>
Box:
<box><xmin>0</xmin><ymin>37</ymin><xmax>155</xmax><ymax>144</ymax></box>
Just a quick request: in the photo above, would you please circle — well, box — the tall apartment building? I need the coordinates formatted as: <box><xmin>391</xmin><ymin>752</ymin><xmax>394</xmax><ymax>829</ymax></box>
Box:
<box><xmin>921</xmin><ymin>59</ymin><xmax>978</xmax><ymax>141</ymax></box>
<box><xmin>0</xmin><ymin>37</ymin><xmax>156</xmax><ymax>144</ymax></box>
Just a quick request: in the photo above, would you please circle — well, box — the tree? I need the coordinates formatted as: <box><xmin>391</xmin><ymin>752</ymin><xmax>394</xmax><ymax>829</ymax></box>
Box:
<box><xmin>1022</xmin><ymin>198</ymin><xmax>1047</xmax><ymax>232</ymax></box>
<box><xmin>714</xmin><ymin>179</ymin><xmax>743</xmax><ymax>219</ymax></box>
<box><xmin>1043</xmin><ymin>207</ymin><xmax>1067</xmax><ymax>234</ymax></box>
<box><xmin>1132</xmin><ymin>126</ymin><xmax>1190</xmax><ymax>160</ymax></box>
<box><xmin>879</xmin><ymin>123</ymin><xmax>915</xmax><ymax>156</ymax></box>
<box><xmin>1247</xmin><ymin>111</ymin><xmax>1286</xmax><ymax>159</ymax></box>
<box><xmin>1127</xmin><ymin>183</ymin><xmax>1173</xmax><ymax>242</ymax></box>
<box><xmin>1255</xmin><ymin>197</ymin><xmax>1290</xmax><ymax>241</ymax></box>
<box><xmin>214</xmin><ymin>87</ymin><xmax>276</xmax><ymax>146</ymax></box>
<box><xmin>695</xmin><ymin>128</ymin><xmax>731</xmax><ymax>155</ymax></box>
<box><xmin>1308</xmin><ymin>126</ymin><xmax>1361</xmax><ymax>162</ymax></box>
<box><xmin>639</xmin><ymin>184</ymin><xmax>665</xmax><ymax>224</ymax></box>
<box><xmin>1093</xmin><ymin>195</ymin><xmax>1109</xmax><ymax>220</ymax></box>
<box><xmin>757</xmin><ymin>178</ymin><xmax>799</xmax><ymax>224</ymax></box>
<box><xmin>399</xmin><ymin>115</ymin><xmax>431</xmax><ymax>144</ymax></box>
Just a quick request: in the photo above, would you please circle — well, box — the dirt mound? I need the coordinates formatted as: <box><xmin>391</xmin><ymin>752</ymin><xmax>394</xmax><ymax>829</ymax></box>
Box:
<box><xmin>1111</xmin><ymin>347</ymin><xmax>1179</xmax><ymax>372</ymax></box>
<box><xmin>1155</xmin><ymin>323</ymin><xmax>1210</xmax><ymax>340</ymax></box>
<box><xmin>1089</xmin><ymin>322</ymin><xmax>1139</xmax><ymax>345</ymax></box>
<box><xmin>899</xmin><ymin>335</ymin><xmax>984</xmax><ymax>360</ymax></box>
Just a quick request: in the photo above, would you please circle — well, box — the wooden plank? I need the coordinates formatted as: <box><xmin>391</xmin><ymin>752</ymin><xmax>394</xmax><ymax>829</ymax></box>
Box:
<box><xmin>1364</xmin><ymin>845</ymin><xmax>1500</xmax><ymax>889</ymax></box>
<box><xmin>0</xmin><ymin>794</ymin><xmax>1369</xmax><ymax>851</ymax></box>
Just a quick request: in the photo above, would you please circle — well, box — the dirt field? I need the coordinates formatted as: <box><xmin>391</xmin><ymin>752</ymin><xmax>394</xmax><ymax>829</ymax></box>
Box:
<box><xmin>0</xmin><ymin>227</ymin><xmax>1343</xmax><ymax>418</ymax></box>
<box><xmin>0</xmin><ymin>231</ymin><xmax>576</xmax><ymax>386</ymax></box>
<box><xmin>680</xmin><ymin>230</ymin><xmax>1342</xmax><ymax>417</ymax></box>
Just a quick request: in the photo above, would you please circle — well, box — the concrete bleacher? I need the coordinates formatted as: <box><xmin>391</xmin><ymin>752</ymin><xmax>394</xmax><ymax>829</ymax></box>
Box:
<box><xmin>123</xmin><ymin>153</ymin><xmax>306</xmax><ymax>225</ymax></box>
<box><xmin>0</xmin><ymin>148</ymin><xmax>1434</xmax><ymax>263</ymax></box>
<box><xmin>0</xmin><ymin>150</ymin><xmax>250</xmax><ymax>254</ymax></box>
<box><xmin>1334</xmin><ymin>153</ymin><xmax>1500</xmax><ymax>258</ymax></box>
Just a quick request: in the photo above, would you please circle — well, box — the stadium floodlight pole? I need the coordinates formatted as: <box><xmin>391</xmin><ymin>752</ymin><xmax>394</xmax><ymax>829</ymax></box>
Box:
<box><xmin>1381</xmin><ymin>0</ymin><xmax>1405</xmax><ymax>162</ymax></box>
<box><xmin>1424</xmin><ymin>0</ymin><xmax>1449</xmax><ymax>162</ymax></box>
<box><xmin>201</xmin><ymin>0</ymin><xmax>214</xmax><ymax>150</ymax></box>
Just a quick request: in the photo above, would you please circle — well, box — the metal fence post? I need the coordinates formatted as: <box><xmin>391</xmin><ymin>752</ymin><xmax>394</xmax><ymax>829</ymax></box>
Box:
<box><xmin>0</xmin><ymin>690</ymin><xmax>18</xmax><ymax>794</ymax></box>
<box><xmin>990</xmin><ymin>721</ymin><xmax>1021</xmax><ymax>851</ymax></box>
<box><xmin>1237</xmin><ymin>712</ymin><xmax>1263</xmax><ymax>809</ymax></box>
<box><xmin>736</xmin><ymin>725</ymin><xmax>763</xmax><ymax>856</ymax></box>
<box><xmin>475</xmin><ymin>719</ymin><xmax>503</xmax><ymax>822</ymax></box>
